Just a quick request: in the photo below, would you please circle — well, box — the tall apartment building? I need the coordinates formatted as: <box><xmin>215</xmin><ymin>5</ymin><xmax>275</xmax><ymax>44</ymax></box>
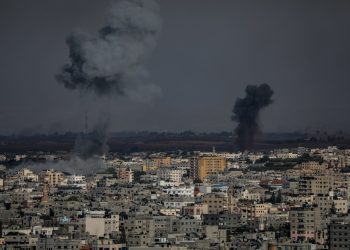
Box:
<box><xmin>190</xmin><ymin>157</ymin><xmax>200</xmax><ymax>180</ymax></box>
<box><xmin>289</xmin><ymin>204</ymin><xmax>321</xmax><ymax>242</ymax></box>
<box><xmin>330</xmin><ymin>217</ymin><xmax>350</xmax><ymax>250</ymax></box>
<box><xmin>190</xmin><ymin>156</ymin><xmax>226</xmax><ymax>181</ymax></box>
<box><xmin>298</xmin><ymin>175</ymin><xmax>335</xmax><ymax>195</ymax></box>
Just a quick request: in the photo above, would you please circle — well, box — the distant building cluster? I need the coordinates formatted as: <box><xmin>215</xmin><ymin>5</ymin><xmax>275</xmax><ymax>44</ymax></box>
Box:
<box><xmin>0</xmin><ymin>146</ymin><xmax>350</xmax><ymax>249</ymax></box>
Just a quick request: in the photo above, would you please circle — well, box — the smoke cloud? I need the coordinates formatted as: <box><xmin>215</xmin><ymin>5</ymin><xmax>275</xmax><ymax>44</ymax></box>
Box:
<box><xmin>14</xmin><ymin>0</ymin><xmax>164</xmax><ymax>175</ymax></box>
<box><xmin>73</xmin><ymin>121</ymin><xmax>110</xmax><ymax>160</ymax></box>
<box><xmin>19</xmin><ymin>157</ymin><xmax>106</xmax><ymax>176</ymax></box>
<box><xmin>231</xmin><ymin>83</ymin><xmax>274</xmax><ymax>151</ymax></box>
<box><xmin>56</xmin><ymin>0</ymin><xmax>162</xmax><ymax>100</ymax></box>
<box><xmin>16</xmin><ymin>123</ymin><xmax>109</xmax><ymax>175</ymax></box>
<box><xmin>54</xmin><ymin>0</ymin><xmax>163</xmax><ymax>163</ymax></box>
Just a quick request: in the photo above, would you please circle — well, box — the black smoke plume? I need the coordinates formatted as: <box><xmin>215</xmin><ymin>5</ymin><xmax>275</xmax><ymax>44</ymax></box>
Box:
<box><xmin>56</xmin><ymin>0</ymin><xmax>162</xmax><ymax>100</ymax></box>
<box><xmin>231</xmin><ymin>83</ymin><xmax>274</xmax><ymax>151</ymax></box>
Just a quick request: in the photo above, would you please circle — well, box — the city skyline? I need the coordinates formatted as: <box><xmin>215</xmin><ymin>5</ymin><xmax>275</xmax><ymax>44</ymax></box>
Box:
<box><xmin>1</xmin><ymin>1</ymin><xmax>350</xmax><ymax>248</ymax></box>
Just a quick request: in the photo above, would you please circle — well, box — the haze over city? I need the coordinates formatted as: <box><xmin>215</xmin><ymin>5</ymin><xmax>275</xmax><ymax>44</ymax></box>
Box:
<box><xmin>1</xmin><ymin>0</ymin><xmax>350</xmax><ymax>135</ymax></box>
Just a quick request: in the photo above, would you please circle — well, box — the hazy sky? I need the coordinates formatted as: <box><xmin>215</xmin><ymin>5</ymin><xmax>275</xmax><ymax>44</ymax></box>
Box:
<box><xmin>0</xmin><ymin>0</ymin><xmax>350</xmax><ymax>134</ymax></box>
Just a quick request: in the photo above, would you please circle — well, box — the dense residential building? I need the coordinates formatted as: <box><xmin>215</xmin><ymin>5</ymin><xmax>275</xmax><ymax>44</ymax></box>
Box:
<box><xmin>203</xmin><ymin>193</ymin><xmax>233</xmax><ymax>214</ymax></box>
<box><xmin>298</xmin><ymin>175</ymin><xmax>335</xmax><ymax>195</ymax></box>
<box><xmin>289</xmin><ymin>204</ymin><xmax>321</xmax><ymax>242</ymax></box>
<box><xmin>124</xmin><ymin>215</ymin><xmax>155</xmax><ymax>247</ymax></box>
<box><xmin>330</xmin><ymin>217</ymin><xmax>350</xmax><ymax>250</ymax></box>
<box><xmin>39</xmin><ymin>169</ymin><xmax>65</xmax><ymax>187</ymax></box>
<box><xmin>85</xmin><ymin>211</ymin><xmax>119</xmax><ymax>237</ymax></box>
<box><xmin>0</xmin><ymin>145</ymin><xmax>349</xmax><ymax>249</ymax></box>
<box><xmin>117</xmin><ymin>167</ymin><xmax>134</xmax><ymax>183</ymax></box>
<box><xmin>157</xmin><ymin>168</ymin><xmax>185</xmax><ymax>183</ymax></box>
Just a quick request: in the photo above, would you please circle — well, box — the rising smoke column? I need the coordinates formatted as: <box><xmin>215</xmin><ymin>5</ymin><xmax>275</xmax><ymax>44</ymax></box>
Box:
<box><xmin>56</xmin><ymin>0</ymin><xmax>162</xmax><ymax>99</ymax></box>
<box><xmin>55</xmin><ymin>0</ymin><xmax>162</xmax><ymax>160</ymax></box>
<box><xmin>73</xmin><ymin>121</ymin><xmax>110</xmax><ymax>160</ymax></box>
<box><xmin>231</xmin><ymin>83</ymin><xmax>274</xmax><ymax>151</ymax></box>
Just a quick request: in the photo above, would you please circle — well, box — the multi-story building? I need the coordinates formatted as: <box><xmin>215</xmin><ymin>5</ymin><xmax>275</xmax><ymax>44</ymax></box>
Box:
<box><xmin>182</xmin><ymin>203</ymin><xmax>208</xmax><ymax>218</ymax></box>
<box><xmin>159</xmin><ymin>208</ymin><xmax>180</xmax><ymax>216</ymax></box>
<box><xmin>241</xmin><ymin>189</ymin><xmax>261</xmax><ymax>202</ymax></box>
<box><xmin>276</xmin><ymin>242</ymin><xmax>317</xmax><ymax>250</ymax></box>
<box><xmin>18</xmin><ymin>168</ymin><xmax>39</xmax><ymax>182</ymax></box>
<box><xmin>37</xmin><ymin>238</ymin><xmax>82</xmax><ymax>250</ymax></box>
<box><xmin>203</xmin><ymin>193</ymin><xmax>232</xmax><ymax>214</ymax></box>
<box><xmin>124</xmin><ymin>215</ymin><xmax>155</xmax><ymax>247</ymax></box>
<box><xmin>334</xmin><ymin>198</ymin><xmax>348</xmax><ymax>215</ymax></box>
<box><xmin>153</xmin><ymin>157</ymin><xmax>171</xmax><ymax>167</ymax></box>
<box><xmin>298</xmin><ymin>175</ymin><xmax>335</xmax><ymax>195</ymax></box>
<box><xmin>163</xmin><ymin>197</ymin><xmax>195</xmax><ymax>209</ymax></box>
<box><xmin>91</xmin><ymin>239</ymin><xmax>126</xmax><ymax>250</ymax></box>
<box><xmin>203</xmin><ymin>212</ymin><xmax>241</xmax><ymax>229</ymax></box>
<box><xmin>143</xmin><ymin>157</ymin><xmax>172</xmax><ymax>172</ymax></box>
<box><xmin>189</xmin><ymin>157</ymin><xmax>200</xmax><ymax>181</ymax></box>
<box><xmin>171</xmin><ymin>217</ymin><xmax>203</xmax><ymax>235</ymax></box>
<box><xmin>85</xmin><ymin>211</ymin><xmax>119</xmax><ymax>238</ymax></box>
<box><xmin>314</xmin><ymin>194</ymin><xmax>333</xmax><ymax>217</ymax></box>
<box><xmin>289</xmin><ymin>204</ymin><xmax>321</xmax><ymax>242</ymax></box>
<box><xmin>239</xmin><ymin>202</ymin><xmax>273</xmax><ymax>221</ymax></box>
<box><xmin>39</xmin><ymin>169</ymin><xmax>65</xmax><ymax>187</ymax></box>
<box><xmin>117</xmin><ymin>167</ymin><xmax>134</xmax><ymax>183</ymax></box>
<box><xmin>254</xmin><ymin>203</ymin><xmax>273</xmax><ymax>218</ymax></box>
<box><xmin>66</xmin><ymin>174</ymin><xmax>85</xmax><ymax>183</ymax></box>
<box><xmin>60</xmin><ymin>174</ymin><xmax>87</xmax><ymax>189</ymax></box>
<box><xmin>329</xmin><ymin>217</ymin><xmax>350</xmax><ymax>250</ymax></box>
<box><xmin>190</xmin><ymin>156</ymin><xmax>226</xmax><ymax>181</ymax></box>
<box><xmin>157</xmin><ymin>168</ymin><xmax>185</xmax><ymax>183</ymax></box>
<box><xmin>313</xmin><ymin>194</ymin><xmax>347</xmax><ymax>217</ymax></box>
<box><xmin>163</xmin><ymin>185</ymin><xmax>194</xmax><ymax>197</ymax></box>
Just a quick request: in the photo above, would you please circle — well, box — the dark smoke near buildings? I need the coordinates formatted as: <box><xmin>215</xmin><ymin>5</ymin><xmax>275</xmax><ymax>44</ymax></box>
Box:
<box><xmin>56</xmin><ymin>0</ymin><xmax>162</xmax><ymax>100</ymax></box>
<box><xmin>231</xmin><ymin>83</ymin><xmax>274</xmax><ymax>151</ymax></box>
<box><xmin>54</xmin><ymin>0</ymin><xmax>162</xmax><ymax>163</ymax></box>
<box><xmin>73</xmin><ymin>122</ymin><xmax>110</xmax><ymax>160</ymax></box>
